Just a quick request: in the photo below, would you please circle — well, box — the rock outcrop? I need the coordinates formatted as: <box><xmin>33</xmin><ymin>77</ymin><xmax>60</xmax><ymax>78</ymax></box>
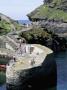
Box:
<box><xmin>43</xmin><ymin>0</ymin><xmax>53</xmax><ymax>4</ymax></box>
<box><xmin>6</xmin><ymin>44</ymin><xmax>56</xmax><ymax>90</ymax></box>
<box><xmin>27</xmin><ymin>0</ymin><xmax>67</xmax><ymax>37</ymax></box>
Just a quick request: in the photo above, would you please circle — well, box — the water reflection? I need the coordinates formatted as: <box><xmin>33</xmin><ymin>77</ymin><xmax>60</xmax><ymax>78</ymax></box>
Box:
<box><xmin>0</xmin><ymin>84</ymin><xmax>6</xmax><ymax>90</ymax></box>
<box><xmin>54</xmin><ymin>51</ymin><xmax>67</xmax><ymax>90</ymax></box>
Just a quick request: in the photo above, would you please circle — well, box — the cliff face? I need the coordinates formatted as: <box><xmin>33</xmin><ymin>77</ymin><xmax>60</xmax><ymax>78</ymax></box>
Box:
<box><xmin>0</xmin><ymin>13</ymin><xmax>23</xmax><ymax>35</ymax></box>
<box><xmin>43</xmin><ymin>0</ymin><xmax>53</xmax><ymax>4</ymax></box>
<box><xmin>27</xmin><ymin>0</ymin><xmax>67</xmax><ymax>37</ymax></box>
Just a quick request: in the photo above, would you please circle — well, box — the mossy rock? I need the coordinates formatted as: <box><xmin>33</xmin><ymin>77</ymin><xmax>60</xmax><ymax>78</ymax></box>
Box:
<box><xmin>28</xmin><ymin>0</ymin><xmax>67</xmax><ymax>22</ymax></box>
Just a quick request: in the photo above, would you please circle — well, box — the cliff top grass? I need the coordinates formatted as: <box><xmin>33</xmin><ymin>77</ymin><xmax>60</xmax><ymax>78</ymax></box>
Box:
<box><xmin>0</xmin><ymin>13</ymin><xmax>23</xmax><ymax>35</ymax></box>
<box><xmin>28</xmin><ymin>0</ymin><xmax>67</xmax><ymax>22</ymax></box>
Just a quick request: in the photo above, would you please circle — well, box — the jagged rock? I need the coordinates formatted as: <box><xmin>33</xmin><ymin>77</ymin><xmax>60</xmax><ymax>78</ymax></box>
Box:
<box><xmin>43</xmin><ymin>0</ymin><xmax>53</xmax><ymax>4</ymax></box>
<box><xmin>27</xmin><ymin>0</ymin><xmax>67</xmax><ymax>37</ymax></box>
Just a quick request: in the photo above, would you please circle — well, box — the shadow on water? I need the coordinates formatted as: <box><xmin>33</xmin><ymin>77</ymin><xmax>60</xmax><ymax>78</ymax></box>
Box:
<box><xmin>7</xmin><ymin>53</ymin><xmax>57</xmax><ymax>90</ymax></box>
<box><xmin>0</xmin><ymin>71</ymin><xmax>6</xmax><ymax>90</ymax></box>
<box><xmin>23</xmin><ymin>54</ymin><xmax>57</xmax><ymax>90</ymax></box>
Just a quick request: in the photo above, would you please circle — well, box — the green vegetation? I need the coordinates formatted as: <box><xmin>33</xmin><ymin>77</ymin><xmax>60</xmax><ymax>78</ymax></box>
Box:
<box><xmin>0</xmin><ymin>20</ymin><xmax>11</xmax><ymax>35</ymax></box>
<box><xmin>20</xmin><ymin>27</ymin><xmax>66</xmax><ymax>51</ymax></box>
<box><xmin>52</xmin><ymin>0</ymin><xmax>62</xmax><ymax>5</ymax></box>
<box><xmin>28</xmin><ymin>0</ymin><xmax>67</xmax><ymax>22</ymax></box>
<box><xmin>20</xmin><ymin>27</ymin><xmax>52</xmax><ymax>45</ymax></box>
<box><xmin>12</xmin><ymin>21</ymin><xmax>23</xmax><ymax>31</ymax></box>
<box><xmin>0</xmin><ymin>13</ymin><xmax>23</xmax><ymax>35</ymax></box>
<box><xmin>0</xmin><ymin>71</ymin><xmax>6</xmax><ymax>85</ymax></box>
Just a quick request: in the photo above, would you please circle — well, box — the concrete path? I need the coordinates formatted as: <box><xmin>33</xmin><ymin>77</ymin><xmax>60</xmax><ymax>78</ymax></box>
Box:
<box><xmin>8</xmin><ymin>27</ymin><xmax>32</xmax><ymax>35</ymax></box>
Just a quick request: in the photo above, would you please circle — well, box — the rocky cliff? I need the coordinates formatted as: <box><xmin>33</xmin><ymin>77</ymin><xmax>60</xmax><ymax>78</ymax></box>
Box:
<box><xmin>0</xmin><ymin>13</ymin><xmax>23</xmax><ymax>35</ymax></box>
<box><xmin>27</xmin><ymin>0</ymin><xmax>67</xmax><ymax>37</ymax></box>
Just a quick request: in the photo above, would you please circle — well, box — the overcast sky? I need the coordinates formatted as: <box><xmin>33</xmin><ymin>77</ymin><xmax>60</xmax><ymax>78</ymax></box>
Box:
<box><xmin>0</xmin><ymin>0</ymin><xmax>43</xmax><ymax>20</ymax></box>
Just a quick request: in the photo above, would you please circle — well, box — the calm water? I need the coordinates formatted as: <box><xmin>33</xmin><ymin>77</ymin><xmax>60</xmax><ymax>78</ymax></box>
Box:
<box><xmin>0</xmin><ymin>51</ymin><xmax>67</xmax><ymax>90</ymax></box>
<box><xmin>0</xmin><ymin>84</ymin><xmax>6</xmax><ymax>90</ymax></box>
<box><xmin>54</xmin><ymin>51</ymin><xmax>67</xmax><ymax>90</ymax></box>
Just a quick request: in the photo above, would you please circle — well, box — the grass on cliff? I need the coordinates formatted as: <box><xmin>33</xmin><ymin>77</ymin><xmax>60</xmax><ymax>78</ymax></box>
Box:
<box><xmin>28</xmin><ymin>0</ymin><xmax>67</xmax><ymax>22</ymax></box>
<box><xmin>13</xmin><ymin>21</ymin><xmax>23</xmax><ymax>31</ymax></box>
<box><xmin>30</xmin><ymin>5</ymin><xmax>67</xmax><ymax>21</ymax></box>
<box><xmin>0</xmin><ymin>20</ymin><xmax>11</xmax><ymax>35</ymax></box>
<box><xmin>0</xmin><ymin>19</ymin><xmax>23</xmax><ymax>35</ymax></box>
<box><xmin>52</xmin><ymin>0</ymin><xmax>62</xmax><ymax>5</ymax></box>
<box><xmin>19</xmin><ymin>27</ymin><xmax>52</xmax><ymax>45</ymax></box>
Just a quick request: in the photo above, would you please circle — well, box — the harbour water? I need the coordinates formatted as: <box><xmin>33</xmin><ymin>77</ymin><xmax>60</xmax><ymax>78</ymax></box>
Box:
<box><xmin>0</xmin><ymin>51</ymin><xmax>67</xmax><ymax>90</ymax></box>
<box><xmin>0</xmin><ymin>84</ymin><xmax>6</xmax><ymax>90</ymax></box>
<box><xmin>54</xmin><ymin>51</ymin><xmax>67</xmax><ymax>90</ymax></box>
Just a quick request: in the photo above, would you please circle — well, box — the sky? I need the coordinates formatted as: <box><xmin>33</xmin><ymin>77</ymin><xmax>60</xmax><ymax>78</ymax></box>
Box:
<box><xmin>0</xmin><ymin>0</ymin><xmax>43</xmax><ymax>20</ymax></box>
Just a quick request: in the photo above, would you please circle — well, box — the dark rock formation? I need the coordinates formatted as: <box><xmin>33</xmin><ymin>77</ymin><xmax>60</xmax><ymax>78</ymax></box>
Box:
<box><xmin>43</xmin><ymin>0</ymin><xmax>53</xmax><ymax>4</ymax></box>
<box><xmin>27</xmin><ymin>0</ymin><xmax>67</xmax><ymax>37</ymax></box>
